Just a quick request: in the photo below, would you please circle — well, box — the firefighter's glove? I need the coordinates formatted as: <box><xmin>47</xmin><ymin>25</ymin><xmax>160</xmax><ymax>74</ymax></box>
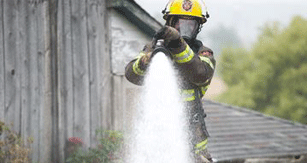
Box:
<box><xmin>154</xmin><ymin>26</ymin><xmax>187</xmax><ymax>52</ymax></box>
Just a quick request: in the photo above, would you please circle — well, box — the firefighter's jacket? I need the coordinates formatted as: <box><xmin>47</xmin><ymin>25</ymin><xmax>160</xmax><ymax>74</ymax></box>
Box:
<box><xmin>125</xmin><ymin>38</ymin><xmax>215</xmax><ymax>154</ymax></box>
<box><xmin>125</xmin><ymin>39</ymin><xmax>216</xmax><ymax>104</ymax></box>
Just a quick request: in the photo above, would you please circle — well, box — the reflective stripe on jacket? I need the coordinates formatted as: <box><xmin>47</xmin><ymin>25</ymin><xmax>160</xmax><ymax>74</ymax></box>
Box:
<box><xmin>180</xmin><ymin>85</ymin><xmax>209</xmax><ymax>101</ymax></box>
<box><xmin>125</xmin><ymin>39</ymin><xmax>216</xmax><ymax>94</ymax></box>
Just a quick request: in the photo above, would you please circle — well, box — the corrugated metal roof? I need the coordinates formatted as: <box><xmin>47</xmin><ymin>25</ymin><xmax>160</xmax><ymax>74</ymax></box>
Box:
<box><xmin>203</xmin><ymin>99</ymin><xmax>307</xmax><ymax>162</ymax></box>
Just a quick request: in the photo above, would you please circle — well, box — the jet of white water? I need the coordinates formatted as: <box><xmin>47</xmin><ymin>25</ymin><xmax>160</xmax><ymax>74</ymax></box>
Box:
<box><xmin>127</xmin><ymin>52</ymin><xmax>192</xmax><ymax>163</ymax></box>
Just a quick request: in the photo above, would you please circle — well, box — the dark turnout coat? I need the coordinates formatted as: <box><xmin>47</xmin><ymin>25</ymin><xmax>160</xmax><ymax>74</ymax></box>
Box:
<box><xmin>125</xmin><ymin>38</ymin><xmax>216</xmax><ymax>155</ymax></box>
<box><xmin>125</xmin><ymin>39</ymin><xmax>215</xmax><ymax>101</ymax></box>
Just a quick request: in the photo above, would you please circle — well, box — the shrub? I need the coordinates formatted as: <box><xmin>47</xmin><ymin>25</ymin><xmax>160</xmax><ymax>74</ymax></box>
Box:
<box><xmin>66</xmin><ymin>130</ymin><xmax>123</xmax><ymax>163</ymax></box>
<box><xmin>0</xmin><ymin>121</ymin><xmax>33</xmax><ymax>163</ymax></box>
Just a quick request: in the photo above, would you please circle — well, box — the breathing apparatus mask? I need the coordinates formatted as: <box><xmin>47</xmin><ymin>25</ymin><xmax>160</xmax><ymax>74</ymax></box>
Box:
<box><xmin>165</xmin><ymin>16</ymin><xmax>201</xmax><ymax>43</ymax></box>
<box><xmin>173</xmin><ymin>18</ymin><xmax>200</xmax><ymax>42</ymax></box>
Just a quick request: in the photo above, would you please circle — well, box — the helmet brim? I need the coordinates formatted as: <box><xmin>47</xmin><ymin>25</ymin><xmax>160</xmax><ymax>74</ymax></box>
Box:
<box><xmin>163</xmin><ymin>13</ymin><xmax>207</xmax><ymax>24</ymax></box>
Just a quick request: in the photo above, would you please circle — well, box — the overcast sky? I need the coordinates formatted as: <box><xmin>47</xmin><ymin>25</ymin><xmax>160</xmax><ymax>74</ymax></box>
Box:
<box><xmin>135</xmin><ymin>0</ymin><xmax>307</xmax><ymax>46</ymax></box>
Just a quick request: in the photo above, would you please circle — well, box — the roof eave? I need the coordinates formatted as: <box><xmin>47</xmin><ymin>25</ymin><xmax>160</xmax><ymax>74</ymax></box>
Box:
<box><xmin>108</xmin><ymin>0</ymin><xmax>163</xmax><ymax>37</ymax></box>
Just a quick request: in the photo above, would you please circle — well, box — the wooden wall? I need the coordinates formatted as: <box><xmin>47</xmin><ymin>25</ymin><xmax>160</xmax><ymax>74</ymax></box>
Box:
<box><xmin>0</xmin><ymin>0</ymin><xmax>111</xmax><ymax>162</ymax></box>
<box><xmin>109</xmin><ymin>8</ymin><xmax>151</xmax><ymax>133</ymax></box>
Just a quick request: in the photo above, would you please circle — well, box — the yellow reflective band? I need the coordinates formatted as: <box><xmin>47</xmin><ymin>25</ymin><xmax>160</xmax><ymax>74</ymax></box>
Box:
<box><xmin>201</xmin><ymin>85</ymin><xmax>209</xmax><ymax>95</ymax></box>
<box><xmin>132</xmin><ymin>53</ymin><xmax>146</xmax><ymax>76</ymax></box>
<box><xmin>174</xmin><ymin>46</ymin><xmax>194</xmax><ymax>63</ymax></box>
<box><xmin>180</xmin><ymin>89</ymin><xmax>195</xmax><ymax>101</ymax></box>
<box><xmin>181</xmin><ymin>89</ymin><xmax>195</xmax><ymax>94</ymax></box>
<box><xmin>199</xmin><ymin>56</ymin><xmax>214</xmax><ymax>69</ymax></box>
<box><xmin>183</xmin><ymin>96</ymin><xmax>195</xmax><ymax>102</ymax></box>
<box><xmin>195</xmin><ymin>139</ymin><xmax>208</xmax><ymax>151</ymax></box>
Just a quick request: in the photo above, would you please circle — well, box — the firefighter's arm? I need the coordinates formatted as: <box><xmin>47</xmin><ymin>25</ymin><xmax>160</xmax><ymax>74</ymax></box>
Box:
<box><xmin>125</xmin><ymin>44</ymin><xmax>153</xmax><ymax>86</ymax></box>
<box><xmin>155</xmin><ymin>26</ymin><xmax>215</xmax><ymax>85</ymax></box>
<box><xmin>176</xmin><ymin>46</ymin><xmax>216</xmax><ymax>86</ymax></box>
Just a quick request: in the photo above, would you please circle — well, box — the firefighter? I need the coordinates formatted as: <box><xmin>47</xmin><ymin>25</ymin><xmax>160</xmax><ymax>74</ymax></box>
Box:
<box><xmin>125</xmin><ymin>0</ymin><xmax>215</xmax><ymax>162</ymax></box>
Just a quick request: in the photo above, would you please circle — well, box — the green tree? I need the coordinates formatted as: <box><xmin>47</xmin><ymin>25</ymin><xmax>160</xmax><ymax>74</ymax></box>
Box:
<box><xmin>217</xmin><ymin>16</ymin><xmax>307</xmax><ymax>124</ymax></box>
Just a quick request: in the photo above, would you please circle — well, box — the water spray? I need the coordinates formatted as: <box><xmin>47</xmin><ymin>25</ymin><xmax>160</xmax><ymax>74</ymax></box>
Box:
<box><xmin>127</xmin><ymin>40</ymin><xmax>192</xmax><ymax>163</ymax></box>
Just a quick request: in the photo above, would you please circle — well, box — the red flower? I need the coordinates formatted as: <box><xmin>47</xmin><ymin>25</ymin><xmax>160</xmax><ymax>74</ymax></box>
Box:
<box><xmin>68</xmin><ymin>137</ymin><xmax>83</xmax><ymax>145</ymax></box>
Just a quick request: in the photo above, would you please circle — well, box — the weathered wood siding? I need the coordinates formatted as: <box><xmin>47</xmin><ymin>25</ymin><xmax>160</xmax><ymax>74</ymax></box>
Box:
<box><xmin>110</xmin><ymin>9</ymin><xmax>151</xmax><ymax>75</ymax></box>
<box><xmin>2</xmin><ymin>1</ymin><xmax>48</xmax><ymax>162</ymax></box>
<box><xmin>57</xmin><ymin>0</ymin><xmax>112</xmax><ymax>162</ymax></box>
<box><xmin>0</xmin><ymin>0</ymin><xmax>3</xmax><ymax>125</ymax></box>
<box><xmin>0</xmin><ymin>0</ymin><xmax>111</xmax><ymax>162</ymax></box>
<box><xmin>110</xmin><ymin>9</ymin><xmax>151</xmax><ymax>132</ymax></box>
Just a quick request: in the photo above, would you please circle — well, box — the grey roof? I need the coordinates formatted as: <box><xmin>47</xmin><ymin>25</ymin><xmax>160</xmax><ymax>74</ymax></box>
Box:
<box><xmin>203</xmin><ymin>99</ymin><xmax>307</xmax><ymax>162</ymax></box>
<box><xmin>108</xmin><ymin>0</ymin><xmax>163</xmax><ymax>37</ymax></box>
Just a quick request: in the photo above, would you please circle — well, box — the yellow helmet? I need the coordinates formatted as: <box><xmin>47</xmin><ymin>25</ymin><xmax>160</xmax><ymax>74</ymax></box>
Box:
<box><xmin>163</xmin><ymin>0</ymin><xmax>209</xmax><ymax>24</ymax></box>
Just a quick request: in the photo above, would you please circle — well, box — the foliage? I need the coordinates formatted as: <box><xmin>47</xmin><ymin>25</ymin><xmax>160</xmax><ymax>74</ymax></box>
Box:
<box><xmin>0</xmin><ymin>121</ymin><xmax>33</xmax><ymax>163</ymax></box>
<box><xmin>66</xmin><ymin>130</ymin><xmax>123</xmax><ymax>163</ymax></box>
<box><xmin>217</xmin><ymin>16</ymin><xmax>307</xmax><ymax>124</ymax></box>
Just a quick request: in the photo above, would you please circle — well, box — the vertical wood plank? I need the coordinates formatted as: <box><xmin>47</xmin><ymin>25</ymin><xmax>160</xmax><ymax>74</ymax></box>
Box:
<box><xmin>87</xmin><ymin>0</ymin><xmax>102</xmax><ymax>147</ymax></box>
<box><xmin>18</xmin><ymin>0</ymin><xmax>31</xmax><ymax>158</ymax></box>
<box><xmin>3</xmin><ymin>0</ymin><xmax>21</xmax><ymax>132</ymax></box>
<box><xmin>19</xmin><ymin>1</ymin><xmax>46</xmax><ymax>162</ymax></box>
<box><xmin>36</xmin><ymin>1</ymin><xmax>46</xmax><ymax>161</ymax></box>
<box><xmin>101</xmin><ymin>0</ymin><xmax>112</xmax><ymax>130</ymax></box>
<box><xmin>49</xmin><ymin>0</ymin><xmax>60</xmax><ymax>161</ymax></box>
<box><xmin>56</xmin><ymin>1</ymin><xmax>64</xmax><ymax>160</ymax></box>
<box><xmin>42</xmin><ymin>1</ymin><xmax>52</xmax><ymax>162</ymax></box>
<box><xmin>71</xmin><ymin>0</ymin><xmax>91</xmax><ymax>149</ymax></box>
<box><xmin>58</xmin><ymin>0</ymin><xmax>74</xmax><ymax>161</ymax></box>
<box><xmin>0</xmin><ymin>0</ymin><xmax>4</xmax><ymax>121</ymax></box>
<box><xmin>112</xmin><ymin>75</ymin><xmax>124</xmax><ymax>131</ymax></box>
